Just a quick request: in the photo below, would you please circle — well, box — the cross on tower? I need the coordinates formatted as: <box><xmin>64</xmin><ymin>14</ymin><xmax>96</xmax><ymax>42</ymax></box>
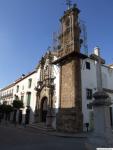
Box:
<box><xmin>66</xmin><ymin>0</ymin><xmax>72</xmax><ymax>10</ymax></box>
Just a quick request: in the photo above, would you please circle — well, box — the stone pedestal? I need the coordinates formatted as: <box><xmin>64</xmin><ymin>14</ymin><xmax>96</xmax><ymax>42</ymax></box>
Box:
<box><xmin>34</xmin><ymin>109</ymin><xmax>40</xmax><ymax>123</ymax></box>
<box><xmin>86</xmin><ymin>91</ymin><xmax>113</xmax><ymax>149</ymax></box>
<box><xmin>46</xmin><ymin>109</ymin><xmax>55</xmax><ymax>128</ymax></box>
<box><xmin>56</xmin><ymin>108</ymin><xmax>83</xmax><ymax>133</ymax></box>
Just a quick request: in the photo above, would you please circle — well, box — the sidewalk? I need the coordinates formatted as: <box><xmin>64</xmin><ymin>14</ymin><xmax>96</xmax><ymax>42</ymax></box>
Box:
<box><xmin>42</xmin><ymin>131</ymin><xmax>88</xmax><ymax>138</ymax></box>
<box><xmin>0</xmin><ymin>120</ymin><xmax>25</xmax><ymax>128</ymax></box>
<box><xmin>27</xmin><ymin>124</ymin><xmax>88</xmax><ymax>138</ymax></box>
<box><xmin>0</xmin><ymin>120</ymin><xmax>88</xmax><ymax>138</ymax></box>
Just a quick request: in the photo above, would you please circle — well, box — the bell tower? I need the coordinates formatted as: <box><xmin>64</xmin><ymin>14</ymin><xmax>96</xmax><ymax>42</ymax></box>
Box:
<box><xmin>54</xmin><ymin>3</ymin><xmax>86</xmax><ymax>132</ymax></box>
<box><xmin>58</xmin><ymin>4</ymin><xmax>80</xmax><ymax>58</ymax></box>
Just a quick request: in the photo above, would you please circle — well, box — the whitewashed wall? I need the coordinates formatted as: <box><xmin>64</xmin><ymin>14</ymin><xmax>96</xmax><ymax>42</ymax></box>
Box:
<box><xmin>102</xmin><ymin>65</ymin><xmax>113</xmax><ymax>90</ymax></box>
<box><xmin>81</xmin><ymin>58</ymin><xmax>97</xmax><ymax>130</ymax></box>
<box><xmin>13</xmin><ymin>71</ymin><xmax>40</xmax><ymax>123</ymax></box>
<box><xmin>53</xmin><ymin>64</ymin><xmax>60</xmax><ymax>111</ymax></box>
<box><xmin>0</xmin><ymin>86</ymin><xmax>14</xmax><ymax>105</ymax></box>
<box><xmin>81</xmin><ymin>58</ymin><xmax>113</xmax><ymax>131</ymax></box>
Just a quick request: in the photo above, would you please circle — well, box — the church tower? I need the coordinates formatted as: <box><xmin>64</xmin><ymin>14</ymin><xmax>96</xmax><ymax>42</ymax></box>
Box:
<box><xmin>54</xmin><ymin>3</ymin><xmax>86</xmax><ymax>132</ymax></box>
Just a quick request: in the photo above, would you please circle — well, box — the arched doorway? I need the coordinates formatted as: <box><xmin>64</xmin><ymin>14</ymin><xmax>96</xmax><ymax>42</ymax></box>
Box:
<box><xmin>40</xmin><ymin>97</ymin><xmax>48</xmax><ymax>122</ymax></box>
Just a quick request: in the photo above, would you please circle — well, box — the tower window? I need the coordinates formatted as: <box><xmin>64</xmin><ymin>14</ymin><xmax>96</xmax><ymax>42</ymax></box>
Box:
<box><xmin>86</xmin><ymin>62</ymin><xmax>90</xmax><ymax>70</ymax></box>
<box><xmin>86</xmin><ymin>89</ymin><xmax>92</xmax><ymax>99</ymax></box>
<box><xmin>65</xmin><ymin>17</ymin><xmax>70</xmax><ymax>27</ymax></box>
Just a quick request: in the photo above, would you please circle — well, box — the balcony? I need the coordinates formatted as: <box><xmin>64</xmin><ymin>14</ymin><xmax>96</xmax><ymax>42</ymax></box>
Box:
<box><xmin>0</xmin><ymin>93</ymin><xmax>13</xmax><ymax>99</ymax></box>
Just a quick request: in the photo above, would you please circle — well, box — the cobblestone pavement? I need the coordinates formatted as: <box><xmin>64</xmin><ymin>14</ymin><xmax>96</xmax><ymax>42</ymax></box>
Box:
<box><xmin>0</xmin><ymin>123</ymin><xmax>86</xmax><ymax>150</ymax></box>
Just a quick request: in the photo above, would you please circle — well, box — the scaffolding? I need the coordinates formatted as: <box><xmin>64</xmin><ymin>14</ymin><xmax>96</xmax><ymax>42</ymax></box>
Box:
<box><xmin>79</xmin><ymin>20</ymin><xmax>88</xmax><ymax>56</ymax></box>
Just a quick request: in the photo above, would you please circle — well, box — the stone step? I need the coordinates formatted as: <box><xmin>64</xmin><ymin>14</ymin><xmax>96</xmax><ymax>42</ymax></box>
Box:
<box><xmin>28</xmin><ymin>123</ymin><xmax>55</xmax><ymax>132</ymax></box>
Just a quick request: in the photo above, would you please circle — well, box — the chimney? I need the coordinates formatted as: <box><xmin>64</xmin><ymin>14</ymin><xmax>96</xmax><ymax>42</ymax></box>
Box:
<box><xmin>22</xmin><ymin>74</ymin><xmax>25</xmax><ymax>78</ymax></box>
<box><xmin>94</xmin><ymin>46</ymin><xmax>100</xmax><ymax>56</ymax></box>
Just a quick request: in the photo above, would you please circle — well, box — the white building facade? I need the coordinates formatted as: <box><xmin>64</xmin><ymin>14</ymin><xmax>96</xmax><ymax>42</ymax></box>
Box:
<box><xmin>0</xmin><ymin>83</ymin><xmax>15</xmax><ymax>105</ymax></box>
<box><xmin>0</xmin><ymin>50</ymin><xmax>113</xmax><ymax>131</ymax></box>
<box><xmin>81</xmin><ymin>49</ymin><xmax>113</xmax><ymax>130</ymax></box>
<box><xmin>13</xmin><ymin>71</ymin><xmax>38</xmax><ymax>124</ymax></box>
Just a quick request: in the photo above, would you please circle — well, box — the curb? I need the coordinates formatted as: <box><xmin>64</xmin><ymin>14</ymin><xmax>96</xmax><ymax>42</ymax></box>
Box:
<box><xmin>27</xmin><ymin>125</ymin><xmax>88</xmax><ymax>138</ymax></box>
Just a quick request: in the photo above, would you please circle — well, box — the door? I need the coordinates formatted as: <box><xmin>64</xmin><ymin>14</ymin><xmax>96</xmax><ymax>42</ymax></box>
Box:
<box><xmin>41</xmin><ymin>97</ymin><xmax>48</xmax><ymax>122</ymax></box>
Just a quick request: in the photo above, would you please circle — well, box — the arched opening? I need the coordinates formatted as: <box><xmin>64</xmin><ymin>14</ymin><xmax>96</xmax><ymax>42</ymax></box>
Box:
<box><xmin>40</xmin><ymin>97</ymin><xmax>48</xmax><ymax>122</ymax></box>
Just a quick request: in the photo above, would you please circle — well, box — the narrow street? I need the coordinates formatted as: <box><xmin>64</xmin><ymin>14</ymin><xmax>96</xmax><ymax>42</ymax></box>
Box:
<box><xmin>0</xmin><ymin>125</ymin><xmax>86</xmax><ymax>150</ymax></box>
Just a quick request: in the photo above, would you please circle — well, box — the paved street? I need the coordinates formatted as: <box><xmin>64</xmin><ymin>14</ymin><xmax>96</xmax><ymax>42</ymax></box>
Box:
<box><xmin>0</xmin><ymin>125</ymin><xmax>86</xmax><ymax>150</ymax></box>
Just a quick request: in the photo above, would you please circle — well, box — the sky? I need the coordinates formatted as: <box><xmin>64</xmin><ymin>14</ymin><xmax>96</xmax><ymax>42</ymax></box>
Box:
<box><xmin>0</xmin><ymin>0</ymin><xmax>113</xmax><ymax>89</ymax></box>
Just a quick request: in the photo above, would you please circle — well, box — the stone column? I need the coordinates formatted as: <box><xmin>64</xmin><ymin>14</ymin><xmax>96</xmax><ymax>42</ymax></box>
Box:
<box><xmin>93</xmin><ymin>47</ymin><xmax>112</xmax><ymax>137</ymax></box>
<box><xmin>94</xmin><ymin>47</ymin><xmax>102</xmax><ymax>92</ymax></box>
<box><xmin>34</xmin><ymin>92</ymin><xmax>40</xmax><ymax>123</ymax></box>
<box><xmin>86</xmin><ymin>47</ymin><xmax>113</xmax><ymax>149</ymax></box>
<box><xmin>46</xmin><ymin>85</ymin><xmax>54</xmax><ymax>128</ymax></box>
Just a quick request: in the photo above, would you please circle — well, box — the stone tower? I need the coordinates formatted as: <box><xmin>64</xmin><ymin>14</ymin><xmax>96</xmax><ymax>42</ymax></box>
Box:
<box><xmin>54</xmin><ymin>4</ymin><xmax>86</xmax><ymax>132</ymax></box>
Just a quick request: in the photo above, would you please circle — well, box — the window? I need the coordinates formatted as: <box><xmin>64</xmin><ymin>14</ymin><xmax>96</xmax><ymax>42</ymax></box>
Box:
<box><xmin>27</xmin><ymin>92</ymin><xmax>31</xmax><ymax>106</ymax></box>
<box><xmin>16</xmin><ymin>85</ymin><xmax>19</xmax><ymax>93</ymax></box>
<box><xmin>109</xmin><ymin>107</ymin><xmax>112</xmax><ymax>126</ymax></box>
<box><xmin>86</xmin><ymin>62</ymin><xmax>90</xmax><ymax>70</ymax></box>
<box><xmin>65</xmin><ymin>17</ymin><xmax>70</xmax><ymax>28</ymax></box>
<box><xmin>11</xmin><ymin>89</ymin><xmax>13</xmax><ymax>94</ymax></box>
<box><xmin>87</xmin><ymin>103</ymin><xmax>92</xmax><ymax>109</ymax></box>
<box><xmin>22</xmin><ymin>85</ymin><xmax>24</xmax><ymax>90</ymax></box>
<box><xmin>86</xmin><ymin>89</ymin><xmax>92</xmax><ymax>99</ymax></box>
<box><xmin>28</xmin><ymin>78</ymin><xmax>32</xmax><ymax>88</ymax></box>
<box><xmin>15</xmin><ymin>95</ymin><xmax>19</xmax><ymax>100</ymax></box>
<box><xmin>21</xmin><ymin>96</ymin><xmax>24</xmax><ymax>102</ymax></box>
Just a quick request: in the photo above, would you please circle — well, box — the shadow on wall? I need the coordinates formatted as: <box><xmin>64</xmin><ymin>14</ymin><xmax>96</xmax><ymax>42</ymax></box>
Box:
<box><xmin>0</xmin><ymin>106</ymin><xmax>34</xmax><ymax>126</ymax></box>
<box><xmin>11</xmin><ymin>106</ymin><xmax>34</xmax><ymax>125</ymax></box>
<box><xmin>56</xmin><ymin>107</ymin><xmax>83</xmax><ymax>133</ymax></box>
<box><xmin>3</xmin><ymin>105</ymin><xmax>112</xmax><ymax>133</ymax></box>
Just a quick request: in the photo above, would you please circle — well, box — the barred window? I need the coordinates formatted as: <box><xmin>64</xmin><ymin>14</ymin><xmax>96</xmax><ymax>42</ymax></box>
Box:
<box><xmin>87</xmin><ymin>103</ymin><xmax>92</xmax><ymax>109</ymax></box>
<box><xmin>86</xmin><ymin>89</ymin><xmax>92</xmax><ymax>99</ymax></box>
<box><xmin>86</xmin><ymin>62</ymin><xmax>90</xmax><ymax>70</ymax></box>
